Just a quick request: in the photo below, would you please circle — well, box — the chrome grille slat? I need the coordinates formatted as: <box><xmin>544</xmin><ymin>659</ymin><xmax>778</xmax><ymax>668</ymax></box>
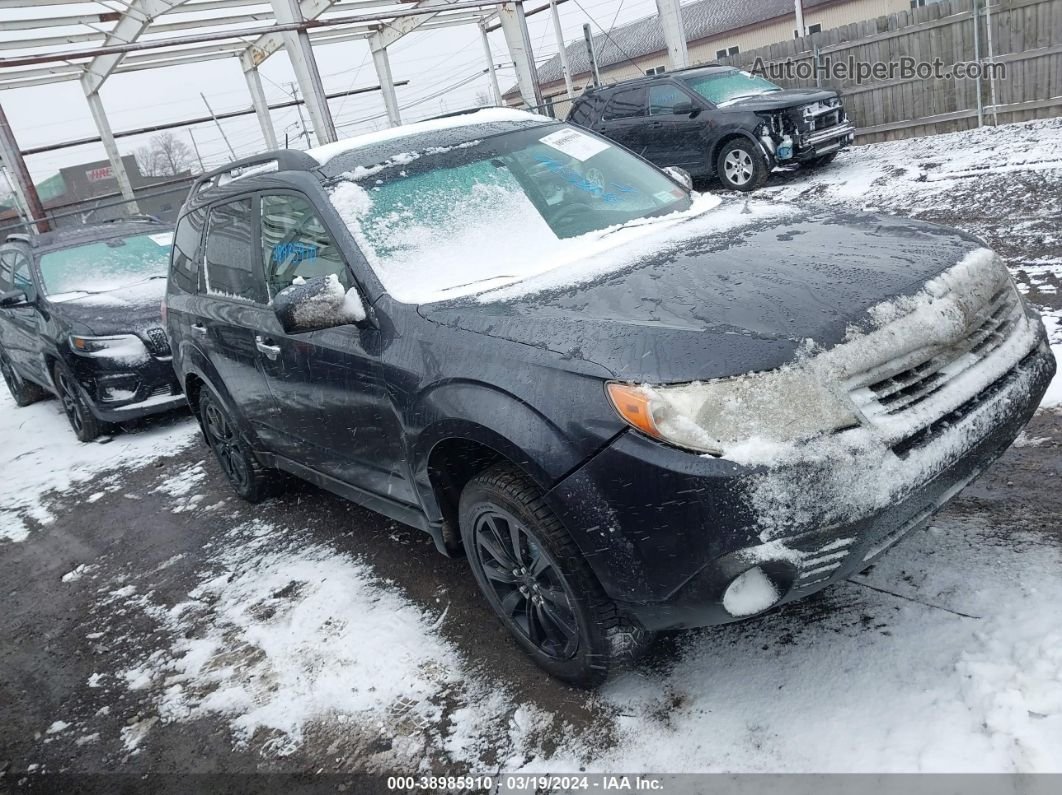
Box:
<box><xmin>848</xmin><ymin>283</ymin><xmax>1024</xmax><ymax>434</ymax></box>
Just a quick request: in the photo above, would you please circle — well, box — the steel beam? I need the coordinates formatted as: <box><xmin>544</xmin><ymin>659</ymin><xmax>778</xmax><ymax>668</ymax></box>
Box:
<box><xmin>84</xmin><ymin>90</ymin><xmax>139</xmax><ymax>213</ymax></box>
<box><xmin>655</xmin><ymin>0</ymin><xmax>689</xmax><ymax>70</ymax></box>
<box><xmin>498</xmin><ymin>1</ymin><xmax>542</xmax><ymax>110</ymax></box>
<box><xmin>270</xmin><ymin>0</ymin><xmax>337</xmax><ymax>144</ymax></box>
<box><xmin>548</xmin><ymin>0</ymin><xmax>573</xmax><ymax>99</ymax></box>
<box><xmin>243</xmin><ymin>63</ymin><xmax>279</xmax><ymax>150</ymax></box>
<box><xmin>369</xmin><ymin>37</ymin><xmax>401</xmax><ymax>127</ymax></box>
<box><xmin>479</xmin><ymin>21</ymin><xmax>501</xmax><ymax>105</ymax></box>
<box><xmin>0</xmin><ymin>103</ymin><xmax>48</xmax><ymax>232</ymax></box>
<box><xmin>80</xmin><ymin>0</ymin><xmax>184</xmax><ymax>96</ymax></box>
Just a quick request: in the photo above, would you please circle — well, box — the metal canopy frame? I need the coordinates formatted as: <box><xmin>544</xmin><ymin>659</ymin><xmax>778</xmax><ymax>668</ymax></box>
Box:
<box><xmin>0</xmin><ymin>0</ymin><xmax>545</xmax><ymax>223</ymax></box>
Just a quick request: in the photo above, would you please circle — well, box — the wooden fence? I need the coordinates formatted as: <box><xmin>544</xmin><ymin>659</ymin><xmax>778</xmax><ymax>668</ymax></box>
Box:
<box><xmin>718</xmin><ymin>0</ymin><xmax>1062</xmax><ymax>143</ymax></box>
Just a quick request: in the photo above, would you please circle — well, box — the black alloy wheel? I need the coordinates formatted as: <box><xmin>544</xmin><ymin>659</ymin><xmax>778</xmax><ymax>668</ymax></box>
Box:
<box><xmin>198</xmin><ymin>390</ymin><xmax>276</xmax><ymax>503</ymax></box>
<box><xmin>0</xmin><ymin>351</ymin><xmax>44</xmax><ymax>408</ymax></box>
<box><xmin>53</xmin><ymin>363</ymin><xmax>103</xmax><ymax>442</ymax></box>
<box><xmin>460</xmin><ymin>464</ymin><xmax>653</xmax><ymax>687</ymax></box>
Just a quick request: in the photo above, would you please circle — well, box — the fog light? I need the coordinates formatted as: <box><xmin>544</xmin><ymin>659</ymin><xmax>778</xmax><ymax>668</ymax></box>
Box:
<box><xmin>722</xmin><ymin>566</ymin><xmax>782</xmax><ymax>617</ymax></box>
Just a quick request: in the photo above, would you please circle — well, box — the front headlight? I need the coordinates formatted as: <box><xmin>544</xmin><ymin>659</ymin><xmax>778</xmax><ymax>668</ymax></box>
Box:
<box><xmin>68</xmin><ymin>334</ymin><xmax>149</xmax><ymax>362</ymax></box>
<box><xmin>606</xmin><ymin>369</ymin><xmax>860</xmax><ymax>456</ymax></box>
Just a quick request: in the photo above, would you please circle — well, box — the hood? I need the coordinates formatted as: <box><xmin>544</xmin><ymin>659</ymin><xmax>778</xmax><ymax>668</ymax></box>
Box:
<box><xmin>719</xmin><ymin>88</ymin><xmax>839</xmax><ymax>112</ymax></box>
<box><xmin>46</xmin><ymin>278</ymin><xmax>166</xmax><ymax>336</ymax></box>
<box><xmin>419</xmin><ymin>206</ymin><xmax>985</xmax><ymax>383</ymax></box>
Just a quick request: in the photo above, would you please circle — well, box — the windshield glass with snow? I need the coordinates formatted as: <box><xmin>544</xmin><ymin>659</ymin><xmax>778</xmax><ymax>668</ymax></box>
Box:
<box><xmin>38</xmin><ymin>231</ymin><xmax>173</xmax><ymax>297</ymax></box>
<box><xmin>684</xmin><ymin>70</ymin><xmax>782</xmax><ymax>106</ymax></box>
<box><xmin>327</xmin><ymin>125</ymin><xmax>691</xmax><ymax>303</ymax></box>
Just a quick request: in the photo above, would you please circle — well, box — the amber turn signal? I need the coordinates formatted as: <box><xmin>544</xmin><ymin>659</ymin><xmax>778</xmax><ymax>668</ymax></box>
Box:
<box><xmin>606</xmin><ymin>382</ymin><xmax>660</xmax><ymax>438</ymax></box>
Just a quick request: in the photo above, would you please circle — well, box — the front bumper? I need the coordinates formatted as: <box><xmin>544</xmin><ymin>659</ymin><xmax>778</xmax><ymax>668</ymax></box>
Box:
<box><xmin>67</xmin><ymin>352</ymin><xmax>185</xmax><ymax>422</ymax></box>
<box><xmin>547</xmin><ymin>336</ymin><xmax>1055</xmax><ymax>632</ymax></box>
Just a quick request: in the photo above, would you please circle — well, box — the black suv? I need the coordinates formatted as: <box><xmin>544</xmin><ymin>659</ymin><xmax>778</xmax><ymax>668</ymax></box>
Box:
<box><xmin>0</xmin><ymin>220</ymin><xmax>184</xmax><ymax>441</ymax></box>
<box><xmin>166</xmin><ymin>109</ymin><xmax>1053</xmax><ymax>686</ymax></box>
<box><xmin>569</xmin><ymin>65</ymin><xmax>854</xmax><ymax>191</ymax></box>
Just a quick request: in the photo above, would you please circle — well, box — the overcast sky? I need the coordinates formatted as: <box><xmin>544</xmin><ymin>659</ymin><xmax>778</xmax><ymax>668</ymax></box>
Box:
<box><xmin>1</xmin><ymin>0</ymin><xmax>664</xmax><ymax>183</ymax></box>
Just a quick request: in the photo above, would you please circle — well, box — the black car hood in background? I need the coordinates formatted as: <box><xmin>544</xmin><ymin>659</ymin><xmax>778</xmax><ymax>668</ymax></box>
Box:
<box><xmin>47</xmin><ymin>279</ymin><xmax>166</xmax><ymax>336</ymax></box>
<box><xmin>718</xmin><ymin>88</ymin><xmax>839</xmax><ymax>112</ymax></box>
<box><xmin>420</xmin><ymin>208</ymin><xmax>985</xmax><ymax>383</ymax></box>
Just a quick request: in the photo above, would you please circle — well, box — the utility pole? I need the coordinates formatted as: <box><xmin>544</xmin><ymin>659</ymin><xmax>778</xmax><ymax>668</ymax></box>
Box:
<box><xmin>655</xmin><ymin>0</ymin><xmax>689</xmax><ymax>70</ymax></box>
<box><xmin>549</xmin><ymin>0</ymin><xmax>574</xmax><ymax>99</ymax></box>
<box><xmin>0</xmin><ymin>103</ymin><xmax>48</xmax><ymax>233</ymax></box>
<box><xmin>479</xmin><ymin>21</ymin><xmax>502</xmax><ymax>106</ymax></box>
<box><xmin>794</xmin><ymin>0</ymin><xmax>806</xmax><ymax>38</ymax></box>
<box><xmin>290</xmin><ymin>83</ymin><xmax>312</xmax><ymax>148</ymax></box>
<box><xmin>187</xmin><ymin>128</ymin><xmax>205</xmax><ymax>172</ymax></box>
<box><xmin>201</xmin><ymin>93</ymin><xmax>237</xmax><ymax>160</ymax></box>
<box><xmin>583</xmin><ymin>24</ymin><xmax>601</xmax><ymax>87</ymax></box>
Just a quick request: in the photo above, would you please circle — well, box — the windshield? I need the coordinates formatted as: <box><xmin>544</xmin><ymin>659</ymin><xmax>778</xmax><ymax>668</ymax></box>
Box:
<box><xmin>38</xmin><ymin>230</ymin><xmax>173</xmax><ymax>296</ymax></box>
<box><xmin>683</xmin><ymin>70</ymin><xmax>782</xmax><ymax>106</ymax></box>
<box><xmin>326</xmin><ymin>124</ymin><xmax>691</xmax><ymax>303</ymax></box>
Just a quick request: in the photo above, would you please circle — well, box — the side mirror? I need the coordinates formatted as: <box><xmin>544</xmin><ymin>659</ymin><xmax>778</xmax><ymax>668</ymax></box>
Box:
<box><xmin>672</xmin><ymin>101</ymin><xmax>699</xmax><ymax>118</ymax></box>
<box><xmin>273</xmin><ymin>275</ymin><xmax>370</xmax><ymax>334</ymax></box>
<box><xmin>0</xmin><ymin>289</ymin><xmax>28</xmax><ymax>308</ymax></box>
<box><xmin>663</xmin><ymin>166</ymin><xmax>694</xmax><ymax>191</ymax></box>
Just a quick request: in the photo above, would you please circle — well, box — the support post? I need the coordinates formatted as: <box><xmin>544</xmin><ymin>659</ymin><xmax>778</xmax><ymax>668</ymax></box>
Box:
<box><xmin>268</xmin><ymin>0</ymin><xmax>336</xmax><ymax>145</ymax></box>
<box><xmin>583</xmin><ymin>24</ymin><xmax>601</xmax><ymax>87</ymax></box>
<box><xmin>548</xmin><ymin>0</ymin><xmax>574</xmax><ymax>99</ymax></box>
<box><xmin>479</xmin><ymin>22</ymin><xmax>502</xmax><ymax>105</ymax></box>
<box><xmin>84</xmin><ymin>89</ymin><xmax>139</xmax><ymax>214</ymax></box>
<box><xmin>369</xmin><ymin>34</ymin><xmax>401</xmax><ymax>127</ymax></box>
<box><xmin>794</xmin><ymin>0</ymin><xmax>806</xmax><ymax>38</ymax></box>
<box><xmin>655</xmin><ymin>0</ymin><xmax>689</xmax><ymax>70</ymax></box>
<box><xmin>498</xmin><ymin>1</ymin><xmax>543</xmax><ymax>111</ymax></box>
<box><xmin>243</xmin><ymin>63</ymin><xmax>278</xmax><ymax>150</ymax></box>
<box><xmin>0</xmin><ymin>103</ymin><xmax>48</xmax><ymax>232</ymax></box>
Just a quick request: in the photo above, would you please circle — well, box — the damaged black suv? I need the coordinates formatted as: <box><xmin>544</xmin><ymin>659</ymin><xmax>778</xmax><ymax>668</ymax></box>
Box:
<box><xmin>569</xmin><ymin>65</ymin><xmax>854</xmax><ymax>190</ymax></box>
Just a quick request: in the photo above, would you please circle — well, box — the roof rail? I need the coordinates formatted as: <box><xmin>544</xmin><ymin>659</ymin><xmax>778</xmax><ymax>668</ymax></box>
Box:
<box><xmin>191</xmin><ymin>150</ymin><xmax>319</xmax><ymax>197</ymax></box>
<box><xmin>101</xmin><ymin>213</ymin><xmax>162</xmax><ymax>225</ymax></box>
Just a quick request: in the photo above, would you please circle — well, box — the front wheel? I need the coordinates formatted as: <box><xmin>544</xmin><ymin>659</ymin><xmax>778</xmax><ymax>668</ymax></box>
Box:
<box><xmin>460</xmin><ymin>464</ymin><xmax>652</xmax><ymax>687</ymax></box>
<box><xmin>53</xmin><ymin>362</ymin><xmax>105</xmax><ymax>442</ymax></box>
<box><xmin>716</xmin><ymin>138</ymin><xmax>769</xmax><ymax>191</ymax></box>
<box><xmin>198</xmin><ymin>390</ymin><xmax>277</xmax><ymax>503</ymax></box>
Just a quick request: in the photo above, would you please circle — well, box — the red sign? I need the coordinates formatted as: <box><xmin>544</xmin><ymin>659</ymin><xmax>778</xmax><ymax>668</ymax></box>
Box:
<box><xmin>85</xmin><ymin>165</ymin><xmax>113</xmax><ymax>182</ymax></box>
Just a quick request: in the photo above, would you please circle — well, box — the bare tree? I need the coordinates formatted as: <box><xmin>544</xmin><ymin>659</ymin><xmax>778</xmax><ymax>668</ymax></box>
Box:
<box><xmin>135</xmin><ymin>132</ymin><xmax>194</xmax><ymax>176</ymax></box>
<box><xmin>473</xmin><ymin>90</ymin><xmax>493</xmax><ymax>108</ymax></box>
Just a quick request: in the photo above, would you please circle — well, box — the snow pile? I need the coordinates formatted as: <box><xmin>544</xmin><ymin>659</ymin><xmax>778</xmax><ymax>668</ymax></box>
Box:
<box><xmin>153</xmin><ymin>464</ymin><xmax>206</xmax><ymax>499</ymax></box>
<box><xmin>0</xmin><ymin>387</ymin><xmax>197</xmax><ymax>543</ymax></box>
<box><xmin>109</xmin><ymin>520</ymin><xmax>506</xmax><ymax>761</ymax></box>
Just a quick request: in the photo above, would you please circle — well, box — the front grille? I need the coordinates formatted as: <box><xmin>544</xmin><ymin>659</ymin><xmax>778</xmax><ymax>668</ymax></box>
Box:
<box><xmin>849</xmin><ymin>286</ymin><xmax>1022</xmax><ymax>424</ymax></box>
<box><xmin>811</xmin><ymin>111</ymin><xmax>840</xmax><ymax>131</ymax></box>
<box><xmin>143</xmin><ymin>327</ymin><xmax>171</xmax><ymax>356</ymax></box>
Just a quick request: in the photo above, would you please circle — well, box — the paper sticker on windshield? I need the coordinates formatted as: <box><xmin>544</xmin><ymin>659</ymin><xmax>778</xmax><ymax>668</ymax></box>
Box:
<box><xmin>148</xmin><ymin>232</ymin><xmax>174</xmax><ymax>247</ymax></box>
<box><xmin>539</xmin><ymin>129</ymin><xmax>610</xmax><ymax>162</ymax></box>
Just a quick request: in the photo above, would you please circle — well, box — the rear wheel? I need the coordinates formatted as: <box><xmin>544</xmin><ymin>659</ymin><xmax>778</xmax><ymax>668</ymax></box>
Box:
<box><xmin>460</xmin><ymin>464</ymin><xmax>652</xmax><ymax>687</ymax></box>
<box><xmin>53</xmin><ymin>362</ymin><xmax>105</xmax><ymax>442</ymax></box>
<box><xmin>0</xmin><ymin>350</ymin><xmax>45</xmax><ymax>407</ymax></box>
<box><xmin>198</xmin><ymin>390</ymin><xmax>277</xmax><ymax>503</ymax></box>
<box><xmin>716</xmin><ymin>138</ymin><xmax>769</xmax><ymax>192</ymax></box>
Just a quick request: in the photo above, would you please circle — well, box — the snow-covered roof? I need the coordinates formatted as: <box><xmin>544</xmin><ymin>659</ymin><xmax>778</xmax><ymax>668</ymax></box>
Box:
<box><xmin>306</xmin><ymin>108</ymin><xmax>553</xmax><ymax>165</ymax></box>
<box><xmin>508</xmin><ymin>0</ymin><xmax>836</xmax><ymax>96</ymax></box>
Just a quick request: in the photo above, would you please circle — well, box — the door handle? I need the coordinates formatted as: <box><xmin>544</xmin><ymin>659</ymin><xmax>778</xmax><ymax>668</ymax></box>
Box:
<box><xmin>191</xmin><ymin>323</ymin><xmax>207</xmax><ymax>334</ymax></box>
<box><xmin>255</xmin><ymin>335</ymin><xmax>281</xmax><ymax>360</ymax></box>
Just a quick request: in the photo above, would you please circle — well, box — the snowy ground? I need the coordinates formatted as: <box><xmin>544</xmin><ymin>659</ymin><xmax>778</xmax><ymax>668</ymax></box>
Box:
<box><xmin>1</xmin><ymin>119</ymin><xmax>1061</xmax><ymax>781</ymax></box>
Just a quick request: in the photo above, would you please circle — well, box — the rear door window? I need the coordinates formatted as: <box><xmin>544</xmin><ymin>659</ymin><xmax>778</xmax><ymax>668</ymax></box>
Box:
<box><xmin>170</xmin><ymin>208</ymin><xmax>205</xmax><ymax>294</ymax></box>
<box><xmin>260</xmin><ymin>193</ymin><xmax>350</xmax><ymax>299</ymax></box>
<box><xmin>203</xmin><ymin>197</ymin><xmax>265</xmax><ymax>303</ymax></box>
<box><xmin>602</xmin><ymin>87</ymin><xmax>647</xmax><ymax>120</ymax></box>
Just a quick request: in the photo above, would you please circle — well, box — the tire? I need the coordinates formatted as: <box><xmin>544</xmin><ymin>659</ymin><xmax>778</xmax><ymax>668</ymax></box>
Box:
<box><xmin>716</xmin><ymin>138</ymin><xmax>769</xmax><ymax>192</ymax></box>
<box><xmin>197</xmin><ymin>390</ymin><xmax>278</xmax><ymax>503</ymax></box>
<box><xmin>53</xmin><ymin>361</ymin><xmax>105</xmax><ymax>442</ymax></box>
<box><xmin>808</xmin><ymin>152</ymin><xmax>837</xmax><ymax>168</ymax></box>
<box><xmin>460</xmin><ymin>464</ymin><xmax>653</xmax><ymax>687</ymax></box>
<box><xmin>0</xmin><ymin>349</ymin><xmax>45</xmax><ymax>407</ymax></box>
